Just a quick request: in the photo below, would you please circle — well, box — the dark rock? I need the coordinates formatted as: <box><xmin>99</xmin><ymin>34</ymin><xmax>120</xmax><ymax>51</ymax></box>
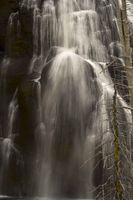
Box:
<box><xmin>0</xmin><ymin>0</ymin><xmax>20</xmax><ymax>53</ymax></box>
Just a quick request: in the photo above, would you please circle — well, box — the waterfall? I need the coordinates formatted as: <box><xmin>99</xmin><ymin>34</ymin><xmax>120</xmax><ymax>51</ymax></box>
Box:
<box><xmin>0</xmin><ymin>0</ymin><xmax>132</xmax><ymax>199</ymax></box>
<box><xmin>39</xmin><ymin>50</ymin><xmax>102</xmax><ymax>198</ymax></box>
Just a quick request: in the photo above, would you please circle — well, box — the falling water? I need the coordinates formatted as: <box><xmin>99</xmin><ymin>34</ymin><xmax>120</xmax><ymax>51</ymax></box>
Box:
<box><xmin>0</xmin><ymin>11</ymin><xmax>23</xmax><ymax>196</ymax></box>
<box><xmin>0</xmin><ymin>92</ymin><xmax>19</xmax><ymax>195</ymax></box>
<box><xmin>0</xmin><ymin>0</ymin><xmax>132</xmax><ymax>199</ymax></box>
<box><xmin>39</xmin><ymin>50</ymin><xmax>102</xmax><ymax>198</ymax></box>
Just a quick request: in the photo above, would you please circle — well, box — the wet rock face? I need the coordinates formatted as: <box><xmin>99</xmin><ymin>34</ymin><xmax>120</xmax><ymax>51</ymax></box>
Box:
<box><xmin>8</xmin><ymin>0</ymin><xmax>20</xmax><ymax>11</ymax></box>
<box><xmin>6</xmin><ymin>11</ymin><xmax>33</xmax><ymax>59</ymax></box>
<box><xmin>18</xmin><ymin>9</ymin><xmax>34</xmax><ymax>57</ymax></box>
<box><xmin>0</xmin><ymin>0</ymin><xmax>19</xmax><ymax>54</ymax></box>
<box><xmin>0</xmin><ymin>0</ymin><xmax>34</xmax><ymax>60</ymax></box>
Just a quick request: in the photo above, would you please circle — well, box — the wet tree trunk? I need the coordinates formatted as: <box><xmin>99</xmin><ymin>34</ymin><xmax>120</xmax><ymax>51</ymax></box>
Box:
<box><xmin>113</xmin><ymin>2</ymin><xmax>133</xmax><ymax>199</ymax></box>
<box><xmin>113</xmin><ymin>85</ymin><xmax>125</xmax><ymax>200</ymax></box>
<box><xmin>119</xmin><ymin>0</ymin><xmax>133</xmax><ymax>119</ymax></box>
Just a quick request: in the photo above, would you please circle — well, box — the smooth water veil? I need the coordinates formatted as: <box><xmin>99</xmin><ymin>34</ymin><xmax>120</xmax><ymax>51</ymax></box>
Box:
<box><xmin>0</xmin><ymin>0</ymin><xmax>133</xmax><ymax>200</ymax></box>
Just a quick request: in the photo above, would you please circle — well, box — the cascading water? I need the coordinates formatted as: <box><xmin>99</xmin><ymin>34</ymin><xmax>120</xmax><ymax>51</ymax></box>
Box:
<box><xmin>39</xmin><ymin>51</ymin><xmax>102</xmax><ymax>198</ymax></box>
<box><xmin>0</xmin><ymin>0</ymin><xmax>132</xmax><ymax>199</ymax></box>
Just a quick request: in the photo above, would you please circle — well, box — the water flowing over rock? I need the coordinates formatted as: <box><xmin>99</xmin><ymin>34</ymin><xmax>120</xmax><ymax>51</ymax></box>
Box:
<box><xmin>0</xmin><ymin>0</ymin><xmax>132</xmax><ymax>199</ymax></box>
